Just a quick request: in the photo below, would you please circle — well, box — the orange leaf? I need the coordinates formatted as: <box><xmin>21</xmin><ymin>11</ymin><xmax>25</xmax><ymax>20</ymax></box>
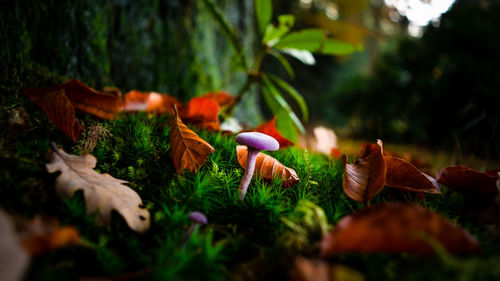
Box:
<box><xmin>385</xmin><ymin>156</ymin><xmax>441</xmax><ymax>194</ymax></box>
<box><xmin>170</xmin><ymin>106</ymin><xmax>215</xmax><ymax>174</ymax></box>
<box><xmin>25</xmin><ymin>89</ymin><xmax>83</xmax><ymax>141</ymax></box>
<box><xmin>437</xmin><ymin>166</ymin><xmax>499</xmax><ymax>196</ymax></box>
<box><xmin>236</xmin><ymin>145</ymin><xmax>299</xmax><ymax>187</ymax></box>
<box><xmin>123</xmin><ymin>90</ymin><xmax>180</xmax><ymax>114</ymax></box>
<box><xmin>342</xmin><ymin>140</ymin><xmax>386</xmax><ymax>204</ymax></box>
<box><xmin>24</xmin><ymin>79</ymin><xmax>123</xmax><ymax>120</ymax></box>
<box><xmin>255</xmin><ymin>116</ymin><xmax>294</xmax><ymax>148</ymax></box>
<box><xmin>330</xmin><ymin>148</ymin><xmax>341</xmax><ymax>159</ymax></box>
<box><xmin>202</xmin><ymin>91</ymin><xmax>235</xmax><ymax>108</ymax></box>
<box><xmin>320</xmin><ymin>202</ymin><xmax>480</xmax><ymax>255</ymax></box>
<box><xmin>179</xmin><ymin>97</ymin><xmax>220</xmax><ymax>130</ymax></box>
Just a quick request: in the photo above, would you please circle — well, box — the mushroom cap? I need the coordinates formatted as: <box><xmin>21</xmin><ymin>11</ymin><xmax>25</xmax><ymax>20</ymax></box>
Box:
<box><xmin>235</xmin><ymin>132</ymin><xmax>279</xmax><ymax>151</ymax></box>
<box><xmin>188</xmin><ymin>211</ymin><xmax>207</xmax><ymax>224</ymax></box>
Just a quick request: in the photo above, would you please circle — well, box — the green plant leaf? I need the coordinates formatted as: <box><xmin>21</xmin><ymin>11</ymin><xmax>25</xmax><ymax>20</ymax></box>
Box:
<box><xmin>263</xmin><ymin>15</ymin><xmax>295</xmax><ymax>46</ymax></box>
<box><xmin>200</xmin><ymin>0</ymin><xmax>248</xmax><ymax>70</ymax></box>
<box><xmin>269</xmin><ymin>50</ymin><xmax>295</xmax><ymax>79</ymax></box>
<box><xmin>255</xmin><ymin>0</ymin><xmax>273</xmax><ymax>35</ymax></box>
<box><xmin>267</xmin><ymin>73</ymin><xmax>308</xmax><ymax>122</ymax></box>
<box><xmin>261</xmin><ymin>75</ymin><xmax>305</xmax><ymax>142</ymax></box>
<box><xmin>320</xmin><ymin>39</ymin><xmax>360</xmax><ymax>55</ymax></box>
<box><xmin>274</xmin><ymin>29</ymin><xmax>325</xmax><ymax>51</ymax></box>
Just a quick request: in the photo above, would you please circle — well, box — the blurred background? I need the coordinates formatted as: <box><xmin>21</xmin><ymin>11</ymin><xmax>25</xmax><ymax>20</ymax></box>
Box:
<box><xmin>2</xmin><ymin>0</ymin><xmax>499</xmax><ymax>158</ymax></box>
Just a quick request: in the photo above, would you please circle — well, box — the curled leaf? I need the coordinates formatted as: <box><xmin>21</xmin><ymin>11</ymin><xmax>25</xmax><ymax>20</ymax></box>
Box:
<box><xmin>46</xmin><ymin>144</ymin><xmax>150</xmax><ymax>233</ymax></box>
<box><xmin>320</xmin><ymin>202</ymin><xmax>480</xmax><ymax>255</ymax></box>
<box><xmin>236</xmin><ymin>145</ymin><xmax>299</xmax><ymax>187</ymax></box>
<box><xmin>170</xmin><ymin>106</ymin><xmax>215</xmax><ymax>174</ymax></box>
<box><xmin>24</xmin><ymin>79</ymin><xmax>123</xmax><ymax>120</ymax></box>
<box><xmin>255</xmin><ymin>116</ymin><xmax>294</xmax><ymax>148</ymax></box>
<box><xmin>179</xmin><ymin>97</ymin><xmax>220</xmax><ymax>130</ymax></box>
<box><xmin>342</xmin><ymin>140</ymin><xmax>386</xmax><ymax>204</ymax></box>
<box><xmin>123</xmin><ymin>90</ymin><xmax>180</xmax><ymax>114</ymax></box>
<box><xmin>437</xmin><ymin>166</ymin><xmax>500</xmax><ymax>196</ymax></box>
<box><xmin>385</xmin><ymin>156</ymin><xmax>441</xmax><ymax>194</ymax></box>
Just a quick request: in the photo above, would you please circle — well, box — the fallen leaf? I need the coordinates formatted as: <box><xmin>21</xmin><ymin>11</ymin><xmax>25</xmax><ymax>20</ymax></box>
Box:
<box><xmin>179</xmin><ymin>97</ymin><xmax>220</xmax><ymax>130</ymax></box>
<box><xmin>0</xmin><ymin>210</ymin><xmax>29</xmax><ymax>281</ymax></box>
<box><xmin>437</xmin><ymin>166</ymin><xmax>500</xmax><ymax>196</ymax></box>
<box><xmin>385</xmin><ymin>156</ymin><xmax>441</xmax><ymax>194</ymax></box>
<box><xmin>170</xmin><ymin>106</ymin><xmax>215</xmax><ymax>174</ymax></box>
<box><xmin>25</xmin><ymin>89</ymin><xmax>84</xmax><ymax>141</ymax></box>
<box><xmin>320</xmin><ymin>202</ymin><xmax>480</xmax><ymax>255</ymax></box>
<box><xmin>13</xmin><ymin>216</ymin><xmax>79</xmax><ymax>257</ymax></box>
<box><xmin>236</xmin><ymin>145</ymin><xmax>299</xmax><ymax>187</ymax></box>
<box><xmin>202</xmin><ymin>91</ymin><xmax>235</xmax><ymax>108</ymax></box>
<box><xmin>330</xmin><ymin>148</ymin><xmax>341</xmax><ymax>160</ymax></box>
<box><xmin>342</xmin><ymin>140</ymin><xmax>386</xmax><ymax>204</ymax></box>
<box><xmin>311</xmin><ymin>126</ymin><xmax>338</xmax><ymax>156</ymax></box>
<box><xmin>123</xmin><ymin>90</ymin><xmax>180</xmax><ymax>114</ymax></box>
<box><xmin>24</xmin><ymin>79</ymin><xmax>123</xmax><ymax>120</ymax></box>
<box><xmin>255</xmin><ymin>116</ymin><xmax>294</xmax><ymax>148</ymax></box>
<box><xmin>46</xmin><ymin>143</ymin><xmax>150</xmax><ymax>233</ymax></box>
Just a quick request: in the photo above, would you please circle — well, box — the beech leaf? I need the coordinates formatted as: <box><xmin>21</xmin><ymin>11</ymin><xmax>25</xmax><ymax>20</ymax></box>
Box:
<box><xmin>437</xmin><ymin>166</ymin><xmax>500</xmax><ymax>196</ymax></box>
<box><xmin>320</xmin><ymin>202</ymin><xmax>480</xmax><ymax>255</ymax></box>
<box><xmin>342</xmin><ymin>140</ymin><xmax>386</xmax><ymax>204</ymax></box>
<box><xmin>179</xmin><ymin>97</ymin><xmax>220</xmax><ymax>130</ymax></box>
<box><xmin>24</xmin><ymin>79</ymin><xmax>123</xmax><ymax>120</ymax></box>
<box><xmin>236</xmin><ymin>145</ymin><xmax>299</xmax><ymax>187</ymax></box>
<box><xmin>46</xmin><ymin>144</ymin><xmax>150</xmax><ymax>233</ymax></box>
<box><xmin>123</xmin><ymin>90</ymin><xmax>180</xmax><ymax>114</ymax></box>
<box><xmin>385</xmin><ymin>156</ymin><xmax>441</xmax><ymax>194</ymax></box>
<box><xmin>255</xmin><ymin>116</ymin><xmax>294</xmax><ymax>148</ymax></box>
<box><xmin>170</xmin><ymin>106</ymin><xmax>215</xmax><ymax>174</ymax></box>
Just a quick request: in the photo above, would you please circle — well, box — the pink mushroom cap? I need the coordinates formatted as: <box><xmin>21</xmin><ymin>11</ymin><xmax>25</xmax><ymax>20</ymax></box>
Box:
<box><xmin>235</xmin><ymin>132</ymin><xmax>279</xmax><ymax>151</ymax></box>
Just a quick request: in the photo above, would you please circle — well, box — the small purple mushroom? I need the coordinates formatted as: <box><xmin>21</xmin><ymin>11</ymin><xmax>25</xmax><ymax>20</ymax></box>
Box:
<box><xmin>235</xmin><ymin>132</ymin><xmax>279</xmax><ymax>200</ymax></box>
<box><xmin>182</xmin><ymin>211</ymin><xmax>207</xmax><ymax>249</ymax></box>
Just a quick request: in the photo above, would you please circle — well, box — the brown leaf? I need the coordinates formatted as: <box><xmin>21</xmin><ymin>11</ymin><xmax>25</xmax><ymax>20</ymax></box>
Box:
<box><xmin>24</xmin><ymin>79</ymin><xmax>123</xmax><ymax>120</ymax></box>
<box><xmin>179</xmin><ymin>97</ymin><xmax>220</xmax><ymax>130</ymax></box>
<box><xmin>0</xmin><ymin>210</ymin><xmax>29</xmax><ymax>281</ymax></box>
<box><xmin>342</xmin><ymin>140</ymin><xmax>386</xmax><ymax>204</ymax></box>
<box><xmin>170</xmin><ymin>106</ymin><xmax>215</xmax><ymax>174</ymax></box>
<box><xmin>255</xmin><ymin>116</ymin><xmax>294</xmax><ymax>148</ymax></box>
<box><xmin>437</xmin><ymin>166</ymin><xmax>500</xmax><ymax>196</ymax></box>
<box><xmin>123</xmin><ymin>90</ymin><xmax>180</xmax><ymax>114</ymax></box>
<box><xmin>25</xmin><ymin>89</ymin><xmax>84</xmax><ymax>141</ymax></box>
<box><xmin>291</xmin><ymin>257</ymin><xmax>364</xmax><ymax>281</ymax></box>
<box><xmin>202</xmin><ymin>91</ymin><xmax>235</xmax><ymax>108</ymax></box>
<box><xmin>46</xmin><ymin>144</ymin><xmax>150</xmax><ymax>233</ymax></box>
<box><xmin>236</xmin><ymin>145</ymin><xmax>299</xmax><ymax>187</ymax></box>
<box><xmin>385</xmin><ymin>156</ymin><xmax>441</xmax><ymax>194</ymax></box>
<box><xmin>320</xmin><ymin>202</ymin><xmax>480</xmax><ymax>255</ymax></box>
<box><xmin>13</xmin><ymin>216</ymin><xmax>80</xmax><ymax>257</ymax></box>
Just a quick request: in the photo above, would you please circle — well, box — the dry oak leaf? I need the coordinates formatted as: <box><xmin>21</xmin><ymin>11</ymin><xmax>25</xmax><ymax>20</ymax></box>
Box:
<box><xmin>170</xmin><ymin>106</ymin><xmax>215</xmax><ymax>174</ymax></box>
<box><xmin>46</xmin><ymin>143</ymin><xmax>150</xmax><ymax>233</ymax></box>
<box><xmin>342</xmin><ymin>140</ymin><xmax>386</xmax><ymax>204</ymax></box>
<box><xmin>385</xmin><ymin>156</ymin><xmax>441</xmax><ymax>194</ymax></box>
<box><xmin>291</xmin><ymin>257</ymin><xmax>364</xmax><ymax>281</ymax></box>
<box><xmin>123</xmin><ymin>90</ymin><xmax>180</xmax><ymax>114</ymax></box>
<box><xmin>202</xmin><ymin>91</ymin><xmax>236</xmax><ymax>108</ymax></box>
<box><xmin>236</xmin><ymin>145</ymin><xmax>299</xmax><ymax>187</ymax></box>
<box><xmin>255</xmin><ymin>116</ymin><xmax>294</xmax><ymax>148</ymax></box>
<box><xmin>179</xmin><ymin>97</ymin><xmax>220</xmax><ymax>130</ymax></box>
<box><xmin>437</xmin><ymin>166</ymin><xmax>500</xmax><ymax>196</ymax></box>
<box><xmin>24</xmin><ymin>79</ymin><xmax>123</xmax><ymax>120</ymax></box>
<box><xmin>25</xmin><ymin>89</ymin><xmax>84</xmax><ymax>141</ymax></box>
<box><xmin>320</xmin><ymin>202</ymin><xmax>480</xmax><ymax>255</ymax></box>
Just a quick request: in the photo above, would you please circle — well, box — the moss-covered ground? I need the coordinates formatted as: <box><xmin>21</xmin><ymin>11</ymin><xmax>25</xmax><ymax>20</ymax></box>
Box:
<box><xmin>1</xmin><ymin>72</ymin><xmax>500</xmax><ymax>281</ymax></box>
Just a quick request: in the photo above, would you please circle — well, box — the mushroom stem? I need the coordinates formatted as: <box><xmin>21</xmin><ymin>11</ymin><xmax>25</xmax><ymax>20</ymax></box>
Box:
<box><xmin>239</xmin><ymin>147</ymin><xmax>259</xmax><ymax>200</ymax></box>
<box><xmin>182</xmin><ymin>223</ymin><xmax>200</xmax><ymax>250</ymax></box>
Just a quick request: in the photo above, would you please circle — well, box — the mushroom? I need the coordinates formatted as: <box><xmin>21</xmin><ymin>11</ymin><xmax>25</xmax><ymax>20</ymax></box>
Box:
<box><xmin>182</xmin><ymin>211</ymin><xmax>207</xmax><ymax>249</ymax></box>
<box><xmin>235</xmin><ymin>132</ymin><xmax>279</xmax><ymax>200</ymax></box>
